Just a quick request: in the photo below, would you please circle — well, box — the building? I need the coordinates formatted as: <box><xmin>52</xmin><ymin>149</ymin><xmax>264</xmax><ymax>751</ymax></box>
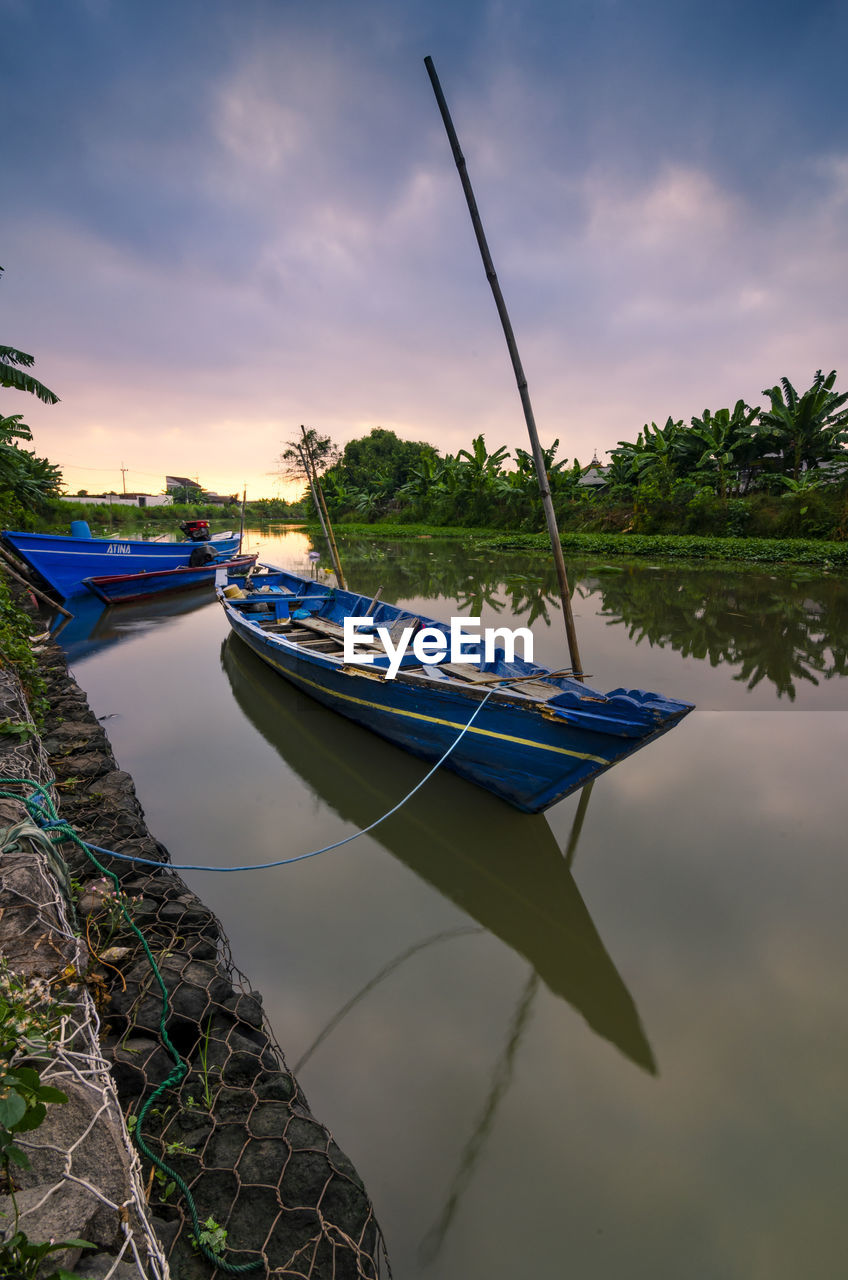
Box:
<box><xmin>577</xmin><ymin>453</ymin><xmax>610</xmax><ymax>490</ymax></box>
<box><xmin>59</xmin><ymin>492</ymin><xmax>173</xmax><ymax>508</ymax></box>
<box><xmin>166</xmin><ymin>476</ymin><xmax>238</xmax><ymax>505</ymax></box>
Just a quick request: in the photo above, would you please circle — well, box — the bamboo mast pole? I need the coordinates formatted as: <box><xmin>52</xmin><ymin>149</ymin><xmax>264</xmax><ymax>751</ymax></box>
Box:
<box><xmin>424</xmin><ymin>55</ymin><xmax>584</xmax><ymax>679</ymax></box>
<box><xmin>298</xmin><ymin>444</ymin><xmax>331</xmax><ymax>547</ymax></box>
<box><xmin>300</xmin><ymin>426</ymin><xmax>348</xmax><ymax>590</ymax></box>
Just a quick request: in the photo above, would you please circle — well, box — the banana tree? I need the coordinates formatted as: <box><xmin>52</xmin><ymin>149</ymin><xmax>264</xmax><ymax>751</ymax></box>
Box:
<box><xmin>758</xmin><ymin>370</ymin><xmax>848</xmax><ymax>482</ymax></box>
<box><xmin>631</xmin><ymin>418</ymin><xmax>685</xmax><ymax>495</ymax></box>
<box><xmin>774</xmin><ymin>469</ymin><xmax>829</xmax><ymax>534</ymax></box>
<box><xmin>688</xmin><ymin>400</ymin><xmax>760</xmax><ymax>501</ymax></box>
<box><xmin>1</xmin><ymin>268</ymin><xmax>59</xmax><ymax>406</ymax></box>
<box><xmin>0</xmin><ymin>413</ymin><xmax>62</xmax><ymax>514</ymax></box>
<box><xmin>455</xmin><ymin>435</ymin><xmax>512</xmax><ymax>520</ymax></box>
<box><xmin>318</xmin><ymin>468</ymin><xmax>353</xmax><ymax>516</ymax></box>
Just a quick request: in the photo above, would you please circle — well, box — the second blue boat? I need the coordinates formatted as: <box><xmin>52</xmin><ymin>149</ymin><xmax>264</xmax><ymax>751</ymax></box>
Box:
<box><xmin>3</xmin><ymin>525</ymin><xmax>241</xmax><ymax>598</ymax></box>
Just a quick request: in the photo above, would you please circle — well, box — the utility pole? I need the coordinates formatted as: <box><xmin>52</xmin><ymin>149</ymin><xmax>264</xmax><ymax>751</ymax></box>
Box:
<box><xmin>120</xmin><ymin>462</ymin><xmax>128</xmax><ymax>495</ymax></box>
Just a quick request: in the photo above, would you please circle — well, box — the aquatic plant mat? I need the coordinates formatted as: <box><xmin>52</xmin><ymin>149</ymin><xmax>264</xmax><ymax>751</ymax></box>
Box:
<box><xmin>471</xmin><ymin>529</ymin><xmax>848</xmax><ymax>566</ymax></box>
<box><xmin>1</xmin><ymin>611</ymin><xmax>389</xmax><ymax>1278</ymax></box>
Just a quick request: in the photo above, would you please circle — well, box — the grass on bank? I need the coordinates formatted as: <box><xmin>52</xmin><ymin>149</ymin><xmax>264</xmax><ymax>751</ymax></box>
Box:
<box><xmin>0</xmin><ymin>573</ymin><xmax>48</xmax><ymax>726</ymax></box>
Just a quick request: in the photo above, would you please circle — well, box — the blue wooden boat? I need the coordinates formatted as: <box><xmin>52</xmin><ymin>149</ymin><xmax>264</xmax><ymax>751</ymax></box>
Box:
<box><xmin>217</xmin><ymin>564</ymin><xmax>694</xmax><ymax>813</ymax></box>
<box><xmin>83</xmin><ymin>552</ymin><xmax>258</xmax><ymax>605</ymax></box>
<box><xmin>2</xmin><ymin>525</ymin><xmax>241</xmax><ymax>598</ymax></box>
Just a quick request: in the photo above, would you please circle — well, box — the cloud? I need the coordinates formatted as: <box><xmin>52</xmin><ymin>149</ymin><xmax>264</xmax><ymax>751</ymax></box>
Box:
<box><xmin>3</xmin><ymin>1</ymin><xmax>848</xmax><ymax>494</ymax></box>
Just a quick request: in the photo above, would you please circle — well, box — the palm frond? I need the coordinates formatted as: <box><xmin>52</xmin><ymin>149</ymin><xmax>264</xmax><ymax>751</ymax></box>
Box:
<box><xmin>0</xmin><ymin>361</ymin><xmax>60</xmax><ymax>404</ymax></box>
<box><xmin>780</xmin><ymin>376</ymin><xmax>798</xmax><ymax>412</ymax></box>
<box><xmin>0</xmin><ymin>346</ymin><xmax>36</xmax><ymax>368</ymax></box>
<box><xmin>0</xmin><ymin>414</ymin><xmax>33</xmax><ymax>443</ymax></box>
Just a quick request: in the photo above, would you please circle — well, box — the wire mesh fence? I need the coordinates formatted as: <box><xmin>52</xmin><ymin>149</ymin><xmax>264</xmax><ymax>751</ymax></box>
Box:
<box><xmin>0</xmin><ymin>666</ymin><xmax>168</xmax><ymax>1280</ymax></box>
<box><xmin>1</xmin><ymin>632</ymin><xmax>390</xmax><ymax>1279</ymax></box>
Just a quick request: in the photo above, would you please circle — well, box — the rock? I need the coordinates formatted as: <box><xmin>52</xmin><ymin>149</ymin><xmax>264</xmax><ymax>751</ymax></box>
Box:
<box><xmin>105</xmin><ymin>1036</ymin><xmax>177</xmax><ymax>1093</ymax></box>
<box><xmin>51</xmin><ymin>751</ymin><xmax>108</xmax><ymax>779</ymax></box>
<box><xmin>0</xmin><ymin>1182</ymin><xmax>99</xmax><ymax>1274</ymax></box>
<box><xmin>148</xmin><ymin>1215</ymin><xmax>180</xmax><ymax>1256</ymax></box>
<box><xmin>220</xmin><ymin>988</ymin><xmax>264</xmax><ymax>1029</ymax></box>
<box><xmin>71</xmin><ymin>1252</ymin><xmax>143</xmax><ymax>1279</ymax></box>
<box><xmin>22</xmin><ymin>1079</ymin><xmax>135</xmax><ymax>1249</ymax></box>
<box><xmin>109</xmin><ymin>954</ymin><xmax>233</xmax><ymax>1030</ymax></box>
<box><xmin>42</xmin><ymin>720</ymin><xmax>108</xmax><ymax>754</ymax></box>
<box><xmin>85</xmin><ymin>770</ymin><xmax>139</xmax><ymax>804</ymax></box>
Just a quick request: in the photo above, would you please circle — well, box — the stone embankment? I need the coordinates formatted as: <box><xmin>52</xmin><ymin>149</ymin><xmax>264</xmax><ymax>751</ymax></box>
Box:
<box><xmin>0</xmin><ymin>579</ymin><xmax>386</xmax><ymax>1279</ymax></box>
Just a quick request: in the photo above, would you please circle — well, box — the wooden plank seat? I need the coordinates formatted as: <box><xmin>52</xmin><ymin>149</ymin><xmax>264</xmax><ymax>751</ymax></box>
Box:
<box><xmin>296</xmin><ymin>615</ymin><xmax>346</xmax><ymax>641</ymax></box>
<box><xmin>296</xmin><ymin>611</ymin><xmax>422</xmax><ymax>653</ymax></box>
<box><xmin>439</xmin><ymin>663</ymin><xmax>495</xmax><ymax>683</ymax></box>
<box><xmin>255</xmin><ymin>619</ymin><xmax>557</xmax><ymax>698</ymax></box>
<box><xmin>254</xmin><ymin>610</ymin><xmax>429</xmax><ymax>665</ymax></box>
<box><xmin>438</xmin><ymin>663</ymin><xmax>563</xmax><ymax>701</ymax></box>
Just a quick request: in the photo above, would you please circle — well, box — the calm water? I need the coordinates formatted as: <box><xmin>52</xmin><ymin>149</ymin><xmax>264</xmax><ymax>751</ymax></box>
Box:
<box><xmin>51</xmin><ymin>528</ymin><xmax>848</xmax><ymax>1279</ymax></box>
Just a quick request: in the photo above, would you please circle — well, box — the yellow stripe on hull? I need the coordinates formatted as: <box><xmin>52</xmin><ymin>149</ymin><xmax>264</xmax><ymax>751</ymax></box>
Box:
<box><xmin>239</xmin><ymin>625</ymin><xmax>609</xmax><ymax>767</ymax></box>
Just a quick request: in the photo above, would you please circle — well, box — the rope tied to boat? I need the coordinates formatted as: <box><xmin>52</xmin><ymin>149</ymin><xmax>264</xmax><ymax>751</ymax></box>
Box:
<box><xmin>0</xmin><ymin>684</ymin><xmax>499</xmax><ymax>1270</ymax></box>
<box><xmin>6</xmin><ymin>685</ymin><xmax>498</xmax><ymax>875</ymax></box>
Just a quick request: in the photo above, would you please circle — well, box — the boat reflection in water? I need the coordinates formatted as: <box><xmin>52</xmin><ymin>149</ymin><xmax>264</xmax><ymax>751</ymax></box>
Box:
<box><xmin>49</xmin><ymin>589</ymin><xmax>217</xmax><ymax>664</ymax></box>
<box><xmin>222</xmin><ymin>634</ymin><xmax>656</xmax><ymax>1075</ymax></box>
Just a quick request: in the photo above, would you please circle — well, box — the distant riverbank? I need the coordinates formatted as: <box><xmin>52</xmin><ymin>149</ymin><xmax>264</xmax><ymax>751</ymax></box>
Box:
<box><xmin>320</xmin><ymin>522</ymin><xmax>848</xmax><ymax>569</ymax></box>
<box><xmin>14</xmin><ymin>503</ymin><xmax>848</xmax><ymax>572</ymax></box>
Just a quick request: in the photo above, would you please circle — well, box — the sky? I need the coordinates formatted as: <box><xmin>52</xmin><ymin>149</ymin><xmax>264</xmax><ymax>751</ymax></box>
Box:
<box><xmin>3</xmin><ymin>0</ymin><xmax>847</xmax><ymax>500</ymax></box>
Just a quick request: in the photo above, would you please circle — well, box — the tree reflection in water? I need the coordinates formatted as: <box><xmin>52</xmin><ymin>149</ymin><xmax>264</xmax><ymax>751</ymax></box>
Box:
<box><xmin>336</xmin><ymin>537</ymin><xmax>563</xmax><ymax>628</ymax></box>
<box><xmin>335</xmin><ymin>537</ymin><xmax>848</xmax><ymax>701</ymax></box>
<box><xmin>592</xmin><ymin>565</ymin><xmax>848</xmax><ymax>700</ymax></box>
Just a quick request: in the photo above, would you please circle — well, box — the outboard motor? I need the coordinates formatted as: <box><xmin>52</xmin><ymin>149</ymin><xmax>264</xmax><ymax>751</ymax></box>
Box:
<box><xmin>180</xmin><ymin>519</ymin><xmax>211</xmax><ymax>542</ymax></box>
<box><xmin>188</xmin><ymin>542</ymin><xmax>218</xmax><ymax>567</ymax></box>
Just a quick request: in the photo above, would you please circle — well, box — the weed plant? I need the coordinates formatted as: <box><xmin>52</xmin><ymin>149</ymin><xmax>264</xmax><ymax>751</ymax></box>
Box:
<box><xmin>0</xmin><ymin>576</ymin><xmax>47</xmax><ymax>725</ymax></box>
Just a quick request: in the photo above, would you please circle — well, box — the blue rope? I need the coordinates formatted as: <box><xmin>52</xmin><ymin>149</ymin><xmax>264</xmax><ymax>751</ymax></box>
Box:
<box><xmin>19</xmin><ymin>687</ymin><xmax>496</xmax><ymax>874</ymax></box>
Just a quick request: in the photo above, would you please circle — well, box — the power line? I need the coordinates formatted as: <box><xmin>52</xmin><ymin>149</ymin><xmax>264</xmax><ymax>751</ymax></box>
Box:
<box><xmin>54</xmin><ymin>462</ymin><xmax>167</xmax><ymax>479</ymax></box>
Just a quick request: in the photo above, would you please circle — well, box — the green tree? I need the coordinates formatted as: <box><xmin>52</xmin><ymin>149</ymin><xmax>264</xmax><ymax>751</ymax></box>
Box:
<box><xmin>603</xmin><ymin>450</ymin><xmax>638</xmax><ymax>496</ymax></box>
<box><xmin>629</xmin><ymin>418</ymin><xmax>685</xmax><ymax>496</ymax></box>
<box><xmin>758</xmin><ymin>369</ymin><xmax>848</xmax><ymax>482</ymax></box>
<box><xmin>688</xmin><ymin>400</ymin><xmax>760</xmax><ymax>501</ymax></box>
<box><xmin>398</xmin><ymin>452</ymin><xmax>441</xmax><ymax>510</ymax></box>
<box><xmin>1</xmin><ymin>268</ymin><xmax>59</xmax><ymax>406</ymax></box>
<box><xmin>171</xmin><ymin>481</ymin><xmax>204</xmax><ymax>503</ymax></box>
<box><xmin>278</xmin><ymin>426</ymin><xmax>340</xmax><ymax>490</ymax></box>
<box><xmin>334</xmin><ymin>428</ymin><xmax>437</xmax><ymax>493</ymax></box>
<box><xmin>453</xmin><ymin>434</ymin><xmax>511</xmax><ymax>522</ymax></box>
<box><xmin>1</xmin><ymin>268</ymin><xmax>62</xmax><ymax>518</ymax></box>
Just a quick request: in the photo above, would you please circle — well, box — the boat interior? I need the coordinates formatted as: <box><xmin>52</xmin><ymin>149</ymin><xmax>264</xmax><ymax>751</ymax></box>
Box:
<box><xmin>220</xmin><ymin>564</ymin><xmax>579</xmax><ymax>693</ymax></box>
<box><xmin>219</xmin><ymin>565</ymin><xmax>690</xmax><ymax>732</ymax></box>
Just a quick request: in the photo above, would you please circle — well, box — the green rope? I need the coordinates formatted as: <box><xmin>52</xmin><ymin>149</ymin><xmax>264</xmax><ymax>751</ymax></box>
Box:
<box><xmin>0</xmin><ymin>777</ymin><xmax>263</xmax><ymax>1274</ymax></box>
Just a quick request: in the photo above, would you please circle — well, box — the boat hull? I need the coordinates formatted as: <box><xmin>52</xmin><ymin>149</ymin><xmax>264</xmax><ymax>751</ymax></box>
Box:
<box><xmin>221</xmin><ymin>578</ymin><xmax>693</xmax><ymax>813</ymax></box>
<box><xmin>83</xmin><ymin>553</ymin><xmax>258</xmax><ymax>604</ymax></box>
<box><xmin>2</xmin><ymin>530</ymin><xmax>241</xmax><ymax>598</ymax></box>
